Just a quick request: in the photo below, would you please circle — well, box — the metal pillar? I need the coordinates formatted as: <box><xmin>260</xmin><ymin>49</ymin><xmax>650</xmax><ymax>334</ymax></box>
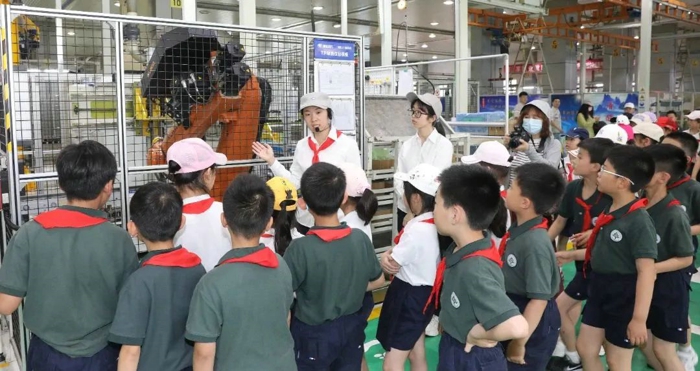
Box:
<box><xmin>341</xmin><ymin>0</ymin><xmax>348</xmax><ymax>35</ymax></box>
<box><xmin>378</xmin><ymin>0</ymin><xmax>392</xmax><ymax>66</ymax></box>
<box><xmin>579</xmin><ymin>43</ymin><xmax>586</xmax><ymax>93</ymax></box>
<box><xmin>239</xmin><ymin>0</ymin><xmax>257</xmax><ymax>67</ymax></box>
<box><xmin>101</xmin><ymin>0</ymin><xmax>113</xmax><ymax>74</ymax></box>
<box><xmin>182</xmin><ymin>0</ymin><xmax>197</xmax><ymax>22</ymax></box>
<box><xmin>637</xmin><ymin>0</ymin><xmax>652</xmax><ymax>110</ymax></box>
<box><xmin>55</xmin><ymin>0</ymin><xmax>64</xmax><ymax>70</ymax></box>
<box><xmin>455</xmin><ymin>0</ymin><xmax>470</xmax><ymax>112</ymax></box>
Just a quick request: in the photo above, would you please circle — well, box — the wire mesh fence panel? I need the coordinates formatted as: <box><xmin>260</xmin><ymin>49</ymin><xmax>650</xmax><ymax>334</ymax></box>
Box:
<box><xmin>9</xmin><ymin>16</ymin><xmax>120</xmax><ymax>176</ymax></box>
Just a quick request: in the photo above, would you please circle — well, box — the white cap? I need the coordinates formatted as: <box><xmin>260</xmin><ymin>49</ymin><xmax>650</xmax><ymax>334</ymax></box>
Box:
<box><xmin>406</xmin><ymin>92</ymin><xmax>443</xmax><ymax>115</ymax></box>
<box><xmin>615</xmin><ymin>114</ymin><xmax>630</xmax><ymax>125</ymax></box>
<box><xmin>300</xmin><ymin>92</ymin><xmax>331</xmax><ymax>111</ymax></box>
<box><xmin>633</xmin><ymin>113</ymin><xmax>651</xmax><ymax>124</ymax></box>
<box><xmin>337</xmin><ymin>162</ymin><xmax>371</xmax><ymax>198</ymax></box>
<box><xmin>394</xmin><ymin>163</ymin><xmax>442</xmax><ymax>197</ymax></box>
<box><xmin>461</xmin><ymin>141</ymin><xmax>511</xmax><ymax>168</ymax></box>
<box><xmin>596</xmin><ymin>123</ymin><xmax>629</xmax><ymax>145</ymax></box>
<box><xmin>521</xmin><ymin>100</ymin><xmax>552</xmax><ymax>121</ymax></box>
<box><xmin>686</xmin><ymin>110</ymin><xmax>700</xmax><ymax>121</ymax></box>
<box><xmin>633</xmin><ymin>122</ymin><xmax>664</xmax><ymax>142</ymax></box>
<box><xmin>624</xmin><ymin>102</ymin><xmax>635</xmax><ymax>109</ymax></box>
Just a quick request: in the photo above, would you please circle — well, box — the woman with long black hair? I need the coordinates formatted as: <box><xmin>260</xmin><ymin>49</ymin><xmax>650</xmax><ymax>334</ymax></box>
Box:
<box><xmin>576</xmin><ymin>102</ymin><xmax>598</xmax><ymax>137</ymax></box>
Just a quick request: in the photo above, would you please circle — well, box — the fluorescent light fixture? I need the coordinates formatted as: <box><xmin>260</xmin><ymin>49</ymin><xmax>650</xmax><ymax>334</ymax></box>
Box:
<box><xmin>430</xmin><ymin>22</ymin><xmax>439</xmax><ymax>26</ymax></box>
<box><xmin>531</xmin><ymin>46</ymin><xmax>535</xmax><ymax>50</ymax></box>
<box><xmin>634</xmin><ymin>35</ymin><xmax>639</xmax><ymax>39</ymax></box>
<box><xmin>421</xmin><ymin>43</ymin><xmax>428</xmax><ymax>48</ymax></box>
<box><xmin>265</xmin><ymin>51</ymin><xmax>271</xmax><ymax>54</ymax></box>
<box><xmin>429</xmin><ymin>33</ymin><xmax>436</xmax><ymax>38</ymax></box>
<box><xmin>432</xmin><ymin>55</ymin><xmax>438</xmax><ymax>59</ymax></box>
<box><xmin>333</xmin><ymin>23</ymin><xmax>341</xmax><ymax>28</ymax></box>
<box><xmin>403</xmin><ymin>53</ymin><xmax>408</xmax><ymax>56</ymax></box>
<box><xmin>114</xmin><ymin>1</ymin><xmax>120</xmax><ymax>6</ymax></box>
<box><xmin>67</xmin><ymin>31</ymin><xmax>75</xmax><ymax>36</ymax></box>
<box><xmin>444</xmin><ymin>0</ymin><xmax>454</xmax><ymax>4</ymax></box>
<box><xmin>398</xmin><ymin>0</ymin><xmax>407</xmax><ymax>10</ymax></box>
<box><xmin>594</xmin><ymin>83</ymin><xmax>604</xmax><ymax>87</ymax></box>
<box><xmin>401</xmin><ymin>59</ymin><xmax>407</xmax><ymax>62</ymax></box>
<box><xmin>271</xmin><ymin>17</ymin><xmax>281</xmax><ymax>22</ymax></box>
<box><xmin>313</xmin><ymin>6</ymin><xmax>323</xmax><ymax>10</ymax></box>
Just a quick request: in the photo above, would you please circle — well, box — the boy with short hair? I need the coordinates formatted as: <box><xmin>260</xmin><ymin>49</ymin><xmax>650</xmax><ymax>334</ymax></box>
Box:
<box><xmin>556</xmin><ymin>145</ymin><xmax>657</xmax><ymax>371</ymax></box>
<box><xmin>284</xmin><ymin>162</ymin><xmax>385</xmax><ymax>370</ymax></box>
<box><xmin>547</xmin><ymin>138</ymin><xmax>615</xmax><ymax>369</ymax></box>
<box><xmin>563</xmin><ymin>127</ymin><xmax>589</xmax><ymax>183</ymax></box>
<box><xmin>109</xmin><ymin>182</ymin><xmax>205</xmax><ymax>371</ymax></box>
<box><xmin>642</xmin><ymin>144</ymin><xmax>694</xmax><ymax>371</ymax></box>
<box><xmin>432</xmin><ymin>164</ymin><xmax>529</xmax><ymax>370</ymax></box>
<box><xmin>0</xmin><ymin>140</ymin><xmax>138</xmax><ymax>370</ymax></box>
<box><xmin>501</xmin><ymin>163</ymin><xmax>565</xmax><ymax>370</ymax></box>
<box><xmin>186</xmin><ymin>174</ymin><xmax>296</xmax><ymax>371</ymax></box>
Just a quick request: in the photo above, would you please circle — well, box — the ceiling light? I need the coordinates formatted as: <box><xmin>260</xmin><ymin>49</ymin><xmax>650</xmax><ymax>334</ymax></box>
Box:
<box><xmin>401</xmin><ymin>59</ymin><xmax>407</xmax><ymax>62</ymax></box>
<box><xmin>333</xmin><ymin>23</ymin><xmax>341</xmax><ymax>28</ymax></box>
<box><xmin>403</xmin><ymin>53</ymin><xmax>408</xmax><ymax>56</ymax></box>
<box><xmin>580</xmin><ymin>25</ymin><xmax>585</xmax><ymax>29</ymax></box>
<box><xmin>67</xmin><ymin>30</ymin><xmax>75</xmax><ymax>36</ymax></box>
<box><xmin>313</xmin><ymin>6</ymin><xmax>324</xmax><ymax>10</ymax></box>
<box><xmin>531</xmin><ymin>46</ymin><xmax>535</xmax><ymax>49</ymax></box>
<box><xmin>432</xmin><ymin>55</ymin><xmax>438</xmax><ymax>59</ymax></box>
<box><xmin>634</xmin><ymin>35</ymin><xmax>639</xmax><ymax>39</ymax></box>
<box><xmin>443</xmin><ymin>0</ymin><xmax>454</xmax><ymax>4</ymax></box>
<box><xmin>398</xmin><ymin>0</ymin><xmax>407</xmax><ymax>10</ymax></box>
<box><xmin>265</xmin><ymin>51</ymin><xmax>271</xmax><ymax>54</ymax></box>
<box><xmin>113</xmin><ymin>1</ymin><xmax>120</xmax><ymax>6</ymax></box>
<box><xmin>503</xmin><ymin>10</ymin><xmax>507</xmax><ymax>14</ymax></box>
<box><xmin>421</xmin><ymin>43</ymin><xmax>428</xmax><ymax>48</ymax></box>
<box><xmin>430</xmin><ymin>22</ymin><xmax>439</xmax><ymax>26</ymax></box>
<box><xmin>429</xmin><ymin>33</ymin><xmax>436</xmax><ymax>38</ymax></box>
<box><xmin>271</xmin><ymin>17</ymin><xmax>281</xmax><ymax>22</ymax></box>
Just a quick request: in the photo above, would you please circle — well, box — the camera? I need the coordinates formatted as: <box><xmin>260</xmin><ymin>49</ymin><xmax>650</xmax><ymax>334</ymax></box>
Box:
<box><xmin>508</xmin><ymin>126</ymin><xmax>531</xmax><ymax>149</ymax></box>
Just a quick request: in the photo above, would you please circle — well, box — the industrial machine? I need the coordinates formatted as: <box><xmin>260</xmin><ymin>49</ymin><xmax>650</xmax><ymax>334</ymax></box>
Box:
<box><xmin>142</xmin><ymin>28</ymin><xmax>271</xmax><ymax>199</ymax></box>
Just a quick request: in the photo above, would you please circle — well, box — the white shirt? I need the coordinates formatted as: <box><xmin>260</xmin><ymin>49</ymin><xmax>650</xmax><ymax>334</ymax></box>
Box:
<box><xmin>492</xmin><ymin>186</ymin><xmax>511</xmax><ymax>249</ymax></box>
<box><xmin>563</xmin><ymin>154</ymin><xmax>579</xmax><ymax>182</ymax></box>
<box><xmin>270</xmin><ymin>129</ymin><xmax>362</xmax><ymax>227</ymax></box>
<box><xmin>259</xmin><ymin>227</ymin><xmax>305</xmax><ymax>253</ymax></box>
<box><xmin>513</xmin><ymin>102</ymin><xmax>525</xmax><ymax>118</ymax></box>
<box><xmin>174</xmin><ymin>195</ymin><xmax>231</xmax><ymax>272</ymax></box>
<box><xmin>396</xmin><ymin>129</ymin><xmax>454</xmax><ymax>212</ymax></box>
<box><xmin>391</xmin><ymin>212</ymin><xmax>440</xmax><ymax>286</ymax></box>
<box><xmin>550</xmin><ymin>107</ymin><xmax>562</xmax><ymax>133</ymax></box>
<box><xmin>341</xmin><ymin>211</ymin><xmax>372</xmax><ymax>241</ymax></box>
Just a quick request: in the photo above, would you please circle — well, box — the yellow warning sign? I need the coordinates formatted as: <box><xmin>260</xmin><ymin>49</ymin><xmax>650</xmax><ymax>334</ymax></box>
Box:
<box><xmin>657</xmin><ymin>57</ymin><xmax>664</xmax><ymax>65</ymax></box>
<box><xmin>170</xmin><ymin>0</ymin><xmax>182</xmax><ymax>8</ymax></box>
<box><xmin>551</xmin><ymin>40</ymin><xmax>558</xmax><ymax>50</ymax></box>
<box><xmin>613</xmin><ymin>48</ymin><xmax>620</xmax><ymax>57</ymax></box>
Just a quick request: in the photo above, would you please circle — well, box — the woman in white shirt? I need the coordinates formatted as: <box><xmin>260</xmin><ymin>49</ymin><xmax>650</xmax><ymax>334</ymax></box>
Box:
<box><xmin>168</xmin><ymin>138</ymin><xmax>231</xmax><ymax>272</ymax></box>
<box><xmin>252</xmin><ymin>92</ymin><xmax>362</xmax><ymax>234</ymax></box>
<box><xmin>396</xmin><ymin>92</ymin><xmax>454</xmax><ymax>230</ymax></box>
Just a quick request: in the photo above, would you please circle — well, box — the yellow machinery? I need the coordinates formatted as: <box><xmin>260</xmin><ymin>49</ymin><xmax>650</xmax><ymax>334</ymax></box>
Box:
<box><xmin>2</xmin><ymin>0</ymin><xmax>40</xmax><ymax>65</ymax></box>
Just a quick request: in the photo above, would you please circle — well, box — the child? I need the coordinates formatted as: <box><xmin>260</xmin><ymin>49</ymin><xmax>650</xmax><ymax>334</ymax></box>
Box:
<box><xmin>657</xmin><ymin>116</ymin><xmax>678</xmax><ymax>136</ymax></box>
<box><xmin>186</xmin><ymin>174</ymin><xmax>296</xmax><ymax>370</ymax></box>
<box><xmin>632</xmin><ymin>122</ymin><xmax>664</xmax><ymax>148</ymax></box>
<box><xmin>547</xmin><ymin>138</ymin><xmax>615</xmax><ymax>369</ymax></box>
<box><xmin>563</xmin><ymin>128</ymin><xmax>589</xmax><ymax>183</ymax></box>
<box><xmin>501</xmin><ymin>163</ymin><xmax>564</xmax><ymax>370</ymax></box>
<box><xmin>109</xmin><ymin>182</ymin><xmax>205</xmax><ymax>371</ymax></box>
<box><xmin>377</xmin><ymin>163</ymin><xmax>441</xmax><ymax>371</ymax></box>
<box><xmin>556</xmin><ymin>145</ymin><xmax>657</xmax><ymax>371</ymax></box>
<box><xmin>659</xmin><ymin>131</ymin><xmax>700</xmax><ymax>369</ymax></box>
<box><xmin>460</xmin><ymin>140</ymin><xmax>512</xmax><ymax>247</ymax></box>
<box><xmin>683</xmin><ymin>110</ymin><xmax>700</xmax><ymax>141</ymax></box>
<box><xmin>641</xmin><ymin>144</ymin><xmax>694</xmax><ymax>371</ymax></box>
<box><xmin>431</xmin><ymin>164</ymin><xmax>529</xmax><ymax>371</ymax></box>
<box><xmin>284</xmin><ymin>162</ymin><xmax>385</xmax><ymax>370</ymax></box>
<box><xmin>338</xmin><ymin>162</ymin><xmax>378</xmax><ymax>240</ymax></box>
<box><xmin>168</xmin><ymin>138</ymin><xmax>230</xmax><ymax>271</ymax></box>
<box><xmin>0</xmin><ymin>140</ymin><xmax>138</xmax><ymax>370</ymax></box>
<box><xmin>263</xmin><ymin>176</ymin><xmax>300</xmax><ymax>255</ymax></box>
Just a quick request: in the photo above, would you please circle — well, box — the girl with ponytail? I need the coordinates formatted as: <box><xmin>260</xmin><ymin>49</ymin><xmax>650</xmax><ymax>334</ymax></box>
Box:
<box><xmin>338</xmin><ymin>163</ymin><xmax>378</xmax><ymax>239</ymax></box>
<box><xmin>263</xmin><ymin>177</ymin><xmax>302</xmax><ymax>256</ymax></box>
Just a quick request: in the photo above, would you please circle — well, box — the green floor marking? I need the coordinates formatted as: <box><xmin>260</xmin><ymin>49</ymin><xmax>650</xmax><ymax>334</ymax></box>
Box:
<box><xmin>363</xmin><ymin>263</ymin><xmax>700</xmax><ymax>370</ymax></box>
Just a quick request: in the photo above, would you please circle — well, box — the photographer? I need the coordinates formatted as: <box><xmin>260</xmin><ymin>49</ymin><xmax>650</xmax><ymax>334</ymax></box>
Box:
<box><xmin>504</xmin><ymin>100</ymin><xmax>563</xmax><ymax>187</ymax></box>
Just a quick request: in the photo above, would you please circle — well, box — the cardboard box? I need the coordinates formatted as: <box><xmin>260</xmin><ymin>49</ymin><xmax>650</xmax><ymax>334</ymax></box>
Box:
<box><xmin>372</xmin><ymin>159</ymin><xmax>395</xmax><ymax>170</ymax></box>
<box><xmin>489</xmin><ymin>126</ymin><xmax>506</xmax><ymax>136</ymax></box>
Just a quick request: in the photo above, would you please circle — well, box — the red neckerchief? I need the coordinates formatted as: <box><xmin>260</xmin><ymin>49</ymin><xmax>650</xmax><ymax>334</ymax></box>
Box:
<box><xmin>219</xmin><ymin>248</ymin><xmax>279</xmax><ymax>268</ymax></box>
<box><xmin>584</xmin><ymin>198</ymin><xmax>648</xmax><ymax>276</ymax></box>
<box><xmin>261</xmin><ymin>232</ymin><xmax>274</xmax><ymax>238</ymax></box>
<box><xmin>308</xmin><ymin>130</ymin><xmax>342</xmax><ymax>164</ymax></box>
<box><xmin>499</xmin><ymin>219</ymin><xmax>549</xmax><ymax>257</ymax></box>
<box><xmin>566</xmin><ymin>163</ymin><xmax>574</xmax><ymax>182</ymax></box>
<box><xmin>668</xmin><ymin>175</ymin><xmax>691</xmax><ymax>190</ymax></box>
<box><xmin>307</xmin><ymin>225</ymin><xmax>352</xmax><ymax>242</ymax></box>
<box><xmin>423</xmin><ymin>240</ymin><xmax>503</xmax><ymax>314</ymax></box>
<box><xmin>393</xmin><ymin>218</ymin><xmax>435</xmax><ymax>245</ymax></box>
<box><xmin>142</xmin><ymin>248</ymin><xmax>202</xmax><ymax>268</ymax></box>
<box><xmin>183</xmin><ymin>197</ymin><xmax>215</xmax><ymax>214</ymax></box>
<box><xmin>33</xmin><ymin>209</ymin><xmax>108</xmax><ymax>229</ymax></box>
<box><xmin>575</xmin><ymin>192</ymin><xmax>604</xmax><ymax>231</ymax></box>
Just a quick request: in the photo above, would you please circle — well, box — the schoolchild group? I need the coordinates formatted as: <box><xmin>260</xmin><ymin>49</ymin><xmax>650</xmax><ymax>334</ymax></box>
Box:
<box><xmin>0</xmin><ymin>95</ymin><xmax>697</xmax><ymax>371</ymax></box>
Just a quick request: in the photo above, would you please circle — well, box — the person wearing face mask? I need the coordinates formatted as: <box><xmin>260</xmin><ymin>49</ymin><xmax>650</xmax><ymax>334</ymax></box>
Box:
<box><xmin>505</xmin><ymin>100</ymin><xmax>563</xmax><ymax>187</ymax></box>
<box><xmin>576</xmin><ymin>102</ymin><xmax>598</xmax><ymax>137</ymax></box>
<box><xmin>252</xmin><ymin>92</ymin><xmax>362</xmax><ymax>234</ymax></box>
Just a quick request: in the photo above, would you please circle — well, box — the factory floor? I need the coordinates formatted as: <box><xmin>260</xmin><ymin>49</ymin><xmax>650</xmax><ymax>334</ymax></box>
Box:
<box><xmin>362</xmin><ymin>262</ymin><xmax>700</xmax><ymax>371</ymax></box>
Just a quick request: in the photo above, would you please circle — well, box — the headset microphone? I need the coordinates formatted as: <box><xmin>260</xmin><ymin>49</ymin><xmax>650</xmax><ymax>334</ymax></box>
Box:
<box><xmin>315</xmin><ymin>127</ymin><xmax>321</xmax><ymax>133</ymax></box>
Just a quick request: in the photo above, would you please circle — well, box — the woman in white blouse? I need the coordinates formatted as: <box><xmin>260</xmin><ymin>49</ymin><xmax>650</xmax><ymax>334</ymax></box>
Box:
<box><xmin>252</xmin><ymin>91</ymin><xmax>362</xmax><ymax>233</ymax></box>
<box><xmin>395</xmin><ymin>92</ymin><xmax>454</xmax><ymax>230</ymax></box>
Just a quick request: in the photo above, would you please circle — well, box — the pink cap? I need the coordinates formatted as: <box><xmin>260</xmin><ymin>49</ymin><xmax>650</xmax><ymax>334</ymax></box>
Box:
<box><xmin>337</xmin><ymin>162</ymin><xmax>371</xmax><ymax>197</ymax></box>
<box><xmin>166</xmin><ymin>138</ymin><xmax>227</xmax><ymax>174</ymax></box>
<box><xmin>618</xmin><ymin>124</ymin><xmax>634</xmax><ymax>141</ymax></box>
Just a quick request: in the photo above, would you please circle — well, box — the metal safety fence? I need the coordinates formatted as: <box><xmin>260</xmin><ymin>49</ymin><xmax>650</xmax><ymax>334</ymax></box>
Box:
<box><xmin>0</xmin><ymin>5</ymin><xmax>364</xmax><ymax>368</ymax></box>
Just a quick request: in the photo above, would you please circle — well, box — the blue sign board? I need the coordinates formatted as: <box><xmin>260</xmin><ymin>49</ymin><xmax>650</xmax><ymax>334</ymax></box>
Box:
<box><xmin>313</xmin><ymin>39</ymin><xmax>355</xmax><ymax>61</ymax></box>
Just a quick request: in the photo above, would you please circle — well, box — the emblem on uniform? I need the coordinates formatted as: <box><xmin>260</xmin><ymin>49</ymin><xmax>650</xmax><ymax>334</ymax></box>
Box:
<box><xmin>507</xmin><ymin>254</ymin><xmax>517</xmax><ymax>267</ymax></box>
<box><xmin>656</xmin><ymin>234</ymin><xmax>661</xmax><ymax>244</ymax></box>
<box><xmin>450</xmin><ymin>292</ymin><xmax>460</xmax><ymax>308</ymax></box>
<box><xmin>592</xmin><ymin>217</ymin><xmax>598</xmax><ymax>226</ymax></box>
<box><xmin>610</xmin><ymin>230</ymin><xmax>623</xmax><ymax>242</ymax></box>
